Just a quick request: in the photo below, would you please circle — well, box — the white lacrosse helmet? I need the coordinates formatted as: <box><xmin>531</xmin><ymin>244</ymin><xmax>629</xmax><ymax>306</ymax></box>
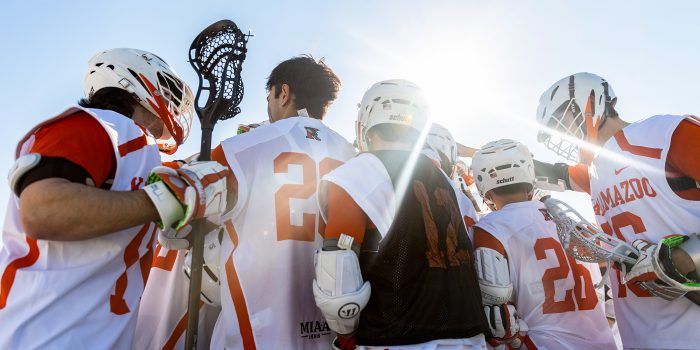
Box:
<box><xmin>536</xmin><ymin>72</ymin><xmax>616</xmax><ymax>162</ymax></box>
<box><xmin>472</xmin><ymin>139</ymin><xmax>535</xmax><ymax>198</ymax></box>
<box><xmin>84</xmin><ymin>48</ymin><xmax>194</xmax><ymax>154</ymax></box>
<box><xmin>184</xmin><ymin>228</ymin><xmax>222</xmax><ymax>307</ymax></box>
<box><xmin>356</xmin><ymin>79</ymin><xmax>429</xmax><ymax>151</ymax></box>
<box><xmin>426</xmin><ymin>123</ymin><xmax>458</xmax><ymax>176</ymax></box>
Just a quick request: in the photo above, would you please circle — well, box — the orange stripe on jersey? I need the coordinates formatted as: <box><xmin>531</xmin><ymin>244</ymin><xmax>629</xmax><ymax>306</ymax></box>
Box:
<box><xmin>118</xmin><ymin>135</ymin><xmax>149</xmax><ymax>157</ymax></box>
<box><xmin>224</xmin><ymin>219</ymin><xmax>257</xmax><ymax>350</ymax></box>
<box><xmin>614</xmin><ymin>130</ymin><xmax>662</xmax><ymax>159</ymax></box>
<box><xmin>472</xmin><ymin>227</ymin><xmax>507</xmax><ymax>257</ymax></box>
<box><xmin>161</xmin><ymin>300</ymin><xmax>204</xmax><ymax>350</ymax></box>
<box><xmin>152</xmin><ymin>244</ymin><xmax>179</xmax><ymax>271</ymax></box>
<box><xmin>522</xmin><ymin>335</ymin><xmax>539</xmax><ymax>350</ymax></box>
<box><xmin>0</xmin><ymin>236</ymin><xmax>40</xmax><ymax>309</ymax></box>
<box><xmin>464</xmin><ymin>216</ymin><xmax>476</xmax><ymax>229</ymax></box>
<box><xmin>139</xmin><ymin>226</ymin><xmax>157</xmax><ymax>286</ymax></box>
<box><xmin>110</xmin><ymin>223</ymin><xmax>151</xmax><ymax>315</ymax></box>
<box><xmin>212</xmin><ymin>144</ymin><xmax>239</xmax><ymax>212</ymax></box>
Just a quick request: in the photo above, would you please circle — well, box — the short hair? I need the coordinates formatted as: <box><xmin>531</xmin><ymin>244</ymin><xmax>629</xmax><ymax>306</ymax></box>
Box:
<box><xmin>490</xmin><ymin>182</ymin><xmax>533</xmax><ymax>196</ymax></box>
<box><xmin>367</xmin><ymin>124</ymin><xmax>420</xmax><ymax>145</ymax></box>
<box><xmin>78</xmin><ymin>87</ymin><xmax>138</xmax><ymax>118</ymax></box>
<box><xmin>266</xmin><ymin>55</ymin><xmax>340</xmax><ymax>119</ymax></box>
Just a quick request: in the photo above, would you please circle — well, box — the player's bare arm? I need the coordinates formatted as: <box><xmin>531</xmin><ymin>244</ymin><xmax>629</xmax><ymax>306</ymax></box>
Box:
<box><xmin>19</xmin><ymin>178</ymin><xmax>159</xmax><ymax>240</ymax></box>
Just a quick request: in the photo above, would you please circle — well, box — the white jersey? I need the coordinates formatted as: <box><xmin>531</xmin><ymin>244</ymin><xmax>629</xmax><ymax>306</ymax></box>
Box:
<box><xmin>211</xmin><ymin>117</ymin><xmax>355</xmax><ymax>350</ymax></box>
<box><xmin>0</xmin><ymin>107</ymin><xmax>161</xmax><ymax>349</ymax></box>
<box><xmin>589</xmin><ymin>115</ymin><xmax>700</xmax><ymax>349</ymax></box>
<box><xmin>475</xmin><ymin>201</ymin><xmax>616</xmax><ymax>350</ymax></box>
<box><xmin>133</xmin><ymin>245</ymin><xmax>219</xmax><ymax>350</ymax></box>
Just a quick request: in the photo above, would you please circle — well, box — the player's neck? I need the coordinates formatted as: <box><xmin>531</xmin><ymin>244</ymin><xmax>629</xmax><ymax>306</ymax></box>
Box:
<box><xmin>491</xmin><ymin>193</ymin><xmax>530</xmax><ymax>211</ymax></box>
<box><xmin>368</xmin><ymin>138</ymin><xmax>412</xmax><ymax>151</ymax></box>
<box><xmin>596</xmin><ymin>116</ymin><xmax>630</xmax><ymax>146</ymax></box>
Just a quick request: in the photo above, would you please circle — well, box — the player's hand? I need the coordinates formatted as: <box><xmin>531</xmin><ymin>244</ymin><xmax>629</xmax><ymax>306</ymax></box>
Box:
<box><xmin>331</xmin><ymin>334</ymin><xmax>357</xmax><ymax>350</ymax></box>
<box><xmin>624</xmin><ymin>238</ymin><xmax>687</xmax><ymax>300</ymax></box>
<box><xmin>623</xmin><ymin>239</ymin><xmax>658</xmax><ymax>285</ymax></box>
<box><xmin>484</xmin><ymin>304</ymin><xmax>528</xmax><ymax>349</ymax></box>
<box><xmin>143</xmin><ymin>161</ymin><xmax>228</xmax><ymax>230</ymax></box>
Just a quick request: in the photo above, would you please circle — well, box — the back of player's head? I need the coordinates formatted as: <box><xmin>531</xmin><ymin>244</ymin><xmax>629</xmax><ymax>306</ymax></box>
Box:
<box><xmin>471</xmin><ymin>139</ymin><xmax>535</xmax><ymax>200</ymax></box>
<box><xmin>426</xmin><ymin>123</ymin><xmax>457</xmax><ymax>176</ymax></box>
<box><xmin>356</xmin><ymin>79</ymin><xmax>430</xmax><ymax>151</ymax></box>
<box><xmin>78</xmin><ymin>87</ymin><xmax>138</xmax><ymax>119</ymax></box>
<box><xmin>266</xmin><ymin>55</ymin><xmax>340</xmax><ymax>120</ymax></box>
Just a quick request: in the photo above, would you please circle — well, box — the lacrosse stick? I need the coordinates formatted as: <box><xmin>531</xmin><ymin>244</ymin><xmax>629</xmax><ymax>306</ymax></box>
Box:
<box><xmin>186</xmin><ymin>19</ymin><xmax>250</xmax><ymax>349</ymax></box>
<box><xmin>543</xmin><ymin>197</ymin><xmax>700</xmax><ymax>306</ymax></box>
<box><xmin>543</xmin><ymin>197</ymin><xmax>638</xmax><ymax>267</ymax></box>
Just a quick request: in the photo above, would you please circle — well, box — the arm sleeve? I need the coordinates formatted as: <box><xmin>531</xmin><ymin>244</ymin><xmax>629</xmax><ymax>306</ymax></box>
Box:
<box><xmin>322</xmin><ymin>182</ymin><xmax>370</xmax><ymax>245</ymax></box>
<box><xmin>668</xmin><ymin>119</ymin><xmax>700</xmax><ymax>181</ymax></box>
<box><xmin>28</xmin><ymin>112</ymin><xmax>116</xmax><ymax>188</ymax></box>
<box><xmin>533</xmin><ymin>159</ymin><xmax>591</xmax><ymax>194</ymax></box>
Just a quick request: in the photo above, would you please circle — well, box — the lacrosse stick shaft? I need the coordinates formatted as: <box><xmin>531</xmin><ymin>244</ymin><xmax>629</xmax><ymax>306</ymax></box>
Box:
<box><xmin>185</xmin><ymin>127</ymin><xmax>213</xmax><ymax>350</ymax></box>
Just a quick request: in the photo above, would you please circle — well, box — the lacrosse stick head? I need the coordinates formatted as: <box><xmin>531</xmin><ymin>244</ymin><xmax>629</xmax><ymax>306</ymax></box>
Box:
<box><xmin>189</xmin><ymin>19</ymin><xmax>251</xmax><ymax>129</ymax></box>
<box><xmin>543</xmin><ymin>197</ymin><xmax>638</xmax><ymax>265</ymax></box>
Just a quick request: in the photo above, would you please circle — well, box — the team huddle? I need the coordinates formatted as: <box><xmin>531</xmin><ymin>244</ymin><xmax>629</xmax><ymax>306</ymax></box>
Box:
<box><xmin>0</xmin><ymin>47</ymin><xmax>698</xmax><ymax>350</ymax></box>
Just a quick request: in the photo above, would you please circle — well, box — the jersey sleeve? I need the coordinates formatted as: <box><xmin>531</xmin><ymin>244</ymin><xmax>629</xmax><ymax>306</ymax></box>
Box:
<box><xmin>322</xmin><ymin>182</ymin><xmax>371</xmax><ymax>244</ymax></box>
<box><xmin>28</xmin><ymin>112</ymin><xmax>116</xmax><ymax>188</ymax></box>
<box><xmin>668</xmin><ymin>119</ymin><xmax>700</xmax><ymax>181</ymax></box>
<box><xmin>211</xmin><ymin>144</ymin><xmax>238</xmax><ymax>212</ymax></box>
<box><xmin>472</xmin><ymin>226</ymin><xmax>507</xmax><ymax>257</ymax></box>
<box><xmin>667</xmin><ymin>118</ymin><xmax>700</xmax><ymax>200</ymax></box>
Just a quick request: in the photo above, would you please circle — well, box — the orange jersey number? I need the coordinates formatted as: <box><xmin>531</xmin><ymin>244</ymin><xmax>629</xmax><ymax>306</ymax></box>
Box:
<box><xmin>600</xmin><ymin>211</ymin><xmax>653</xmax><ymax>298</ymax></box>
<box><xmin>273</xmin><ymin>152</ymin><xmax>343</xmax><ymax>242</ymax></box>
<box><xmin>535</xmin><ymin>237</ymin><xmax>597</xmax><ymax>314</ymax></box>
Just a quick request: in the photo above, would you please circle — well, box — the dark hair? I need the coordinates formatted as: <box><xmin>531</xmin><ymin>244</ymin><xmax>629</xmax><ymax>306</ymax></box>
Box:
<box><xmin>490</xmin><ymin>182</ymin><xmax>533</xmax><ymax>196</ymax></box>
<box><xmin>367</xmin><ymin>124</ymin><xmax>420</xmax><ymax>145</ymax></box>
<box><xmin>78</xmin><ymin>87</ymin><xmax>138</xmax><ymax>118</ymax></box>
<box><xmin>266</xmin><ymin>55</ymin><xmax>340</xmax><ymax>119</ymax></box>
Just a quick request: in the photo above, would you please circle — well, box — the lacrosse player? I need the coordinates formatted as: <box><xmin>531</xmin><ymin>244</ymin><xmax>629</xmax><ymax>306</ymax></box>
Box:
<box><xmin>205</xmin><ymin>56</ymin><xmax>355</xmax><ymax>349</ymax></box>
<box><xmin>471</xmin><ymin>139</ymin><xmax>616</xmax><ymax>349</ymax></box>
<box><xmin>425</xmin><ymin>123</ymin><xmax>479</xmax><ymax>230</ymax></box>
<box><xmin>0</xmin><ymin>48</ymin><xmax>227</xmax><ymax>349</ymax></box>
<box><xmin>314</xmin><ymin>80</ymin><xmax>489</xmax><ymax>349</ymax></box>
<box><xmin>535</xmin><ymin>72</ymin><xmax>700</xmax><ymax>349</ymax></box>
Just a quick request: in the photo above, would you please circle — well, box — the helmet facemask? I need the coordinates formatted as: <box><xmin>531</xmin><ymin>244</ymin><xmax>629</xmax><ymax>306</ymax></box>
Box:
<box><xmin>138</xmin><ymin>71</ymin><xmax>194</xmax><ymax>154</ymax></box>
<box><xmin>537</xmin><ymin>97</ymin><xmax>587</xmax><ymax>162</ymax></box>
<box><xmin>536</xmin><ymin>73</ymin><xmax>615</xmax><ymax>163</ymax></box>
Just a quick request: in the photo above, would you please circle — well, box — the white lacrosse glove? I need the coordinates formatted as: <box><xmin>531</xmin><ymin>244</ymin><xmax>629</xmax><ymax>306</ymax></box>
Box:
<box><xmin>143</xmin><ymin>161</ymin><xmax>228</xmax><ymax>230</ymax></box>
<box><xmin>484</xmin><ymin>304</ymin><xmax>528</xmax><ymax>349</ymax></box>
<box><xmin>158</xmin><ymin>225</ymin><xmax>193</xmax><ymax>250</ymax></box>
<box><xmin>623</xmin><ymin>237</ymin><xmax>700</xmax><ymax>300</ymax></box>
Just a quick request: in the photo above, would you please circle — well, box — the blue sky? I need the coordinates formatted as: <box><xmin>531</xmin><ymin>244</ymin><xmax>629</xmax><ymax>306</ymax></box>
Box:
<box><xmin>1</xmin><ymin>0</ymin><xmax>699</xmax><ymax>221</ymax></box>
